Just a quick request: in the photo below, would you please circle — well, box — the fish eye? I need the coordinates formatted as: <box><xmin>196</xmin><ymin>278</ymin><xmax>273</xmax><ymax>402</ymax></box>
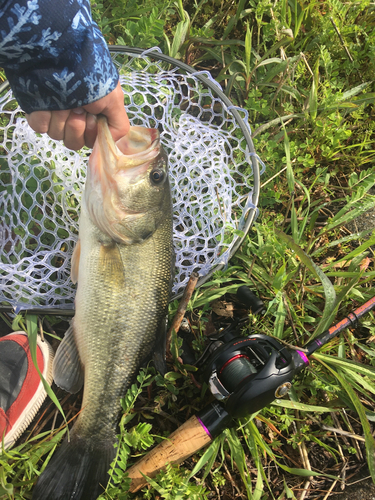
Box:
<box><xmin>150</xmin><ymin>169</ymin><xmax>165</xmax><ymax>184</ymax></box>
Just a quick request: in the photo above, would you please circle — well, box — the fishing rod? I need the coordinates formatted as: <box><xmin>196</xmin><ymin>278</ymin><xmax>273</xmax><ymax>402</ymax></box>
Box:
<box><xmin>126</xmin><ymin>287</ymin><xmax>375</xmax><ymax>492</ymax></box>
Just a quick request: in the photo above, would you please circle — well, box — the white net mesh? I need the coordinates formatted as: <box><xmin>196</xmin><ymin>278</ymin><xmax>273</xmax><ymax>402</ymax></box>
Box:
<box><xmin>0</xmin><ymin>47</ymin><xmax>262</xmax><ymax>312</ymax></box>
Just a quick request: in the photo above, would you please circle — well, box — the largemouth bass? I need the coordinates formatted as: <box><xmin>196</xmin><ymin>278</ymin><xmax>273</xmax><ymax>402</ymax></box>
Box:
<box><xmin>33</xmin><ymin>116</ymin><xmax>173</xmax><ymax>500</ymax></box>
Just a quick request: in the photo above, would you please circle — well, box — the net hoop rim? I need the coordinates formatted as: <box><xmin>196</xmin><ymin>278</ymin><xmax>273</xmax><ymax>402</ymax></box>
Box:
<box><xmin>0</xmin><ymin>45</ymin><xmax>260</xmax><ymax>314</ymax></box>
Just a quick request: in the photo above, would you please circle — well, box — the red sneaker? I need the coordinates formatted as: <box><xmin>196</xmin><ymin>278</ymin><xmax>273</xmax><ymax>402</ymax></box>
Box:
<box><xmin>0</xmin><ymin>331</ymin><xmax>54</xmax><ymax>449</ymax></box>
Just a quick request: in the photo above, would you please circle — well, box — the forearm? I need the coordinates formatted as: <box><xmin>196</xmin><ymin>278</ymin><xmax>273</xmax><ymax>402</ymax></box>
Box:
<box><xmin>0</xmin><ymin>0</ymin><xmax>118</xmax><ymax>113</ymax></box>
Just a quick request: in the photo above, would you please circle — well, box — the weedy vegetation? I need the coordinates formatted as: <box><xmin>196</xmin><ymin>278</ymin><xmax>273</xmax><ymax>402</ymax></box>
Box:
<box><xmin>1</xmin><ymin>0</ymin><xmax>375</xmax><ymax>498</ymax></box>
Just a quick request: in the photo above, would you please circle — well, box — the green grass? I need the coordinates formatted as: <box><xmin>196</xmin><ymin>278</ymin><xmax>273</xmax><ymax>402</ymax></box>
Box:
<box><xmin>1</xmin><ymin>0</ymin><xmax>375</xmax><ymax>498</ymax></box>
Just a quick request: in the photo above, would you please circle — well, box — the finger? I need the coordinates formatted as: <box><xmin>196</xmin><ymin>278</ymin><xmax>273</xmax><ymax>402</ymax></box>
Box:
<box><xmin>83</xmin><ymin>82</ymin><xmax>130</xmax><ymax>141</ymax></box>
<box><xmin>104</xmin><ymin>83</ymin><xmax>130</xmax><ymax>142</ymax></box>
<box><xmin>26</xmin><ymin>111</ymin><xmax>52</xmax><ymax>134</ymax></box>
<box><xmin>63</xmin><ymin>109</ymin><xmax>87</xmax><ymax>151</ymax></box>
<box><xmin>107</xmin><ymin>105</ymin><xmax>130</xmax><ymax>143</ymax></box>
<box><xmin>84</xmin><ymin>113</ymin><xmax>97</xmax><ymax>149</ymax></box>
<box><xmin>47</xmin><ymin>110</ymin><xmax>71</xmax><ymax>141</ymax></box>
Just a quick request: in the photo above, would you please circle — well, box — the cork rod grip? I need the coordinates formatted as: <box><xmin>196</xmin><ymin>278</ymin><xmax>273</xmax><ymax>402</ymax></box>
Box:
<box><xmin>127</xmin><ymin>415</ymin><xmax>212</xmax><ymax>492</ymax></box>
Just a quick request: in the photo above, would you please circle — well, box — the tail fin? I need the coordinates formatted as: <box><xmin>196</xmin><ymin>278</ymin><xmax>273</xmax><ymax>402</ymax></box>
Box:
<box><xmin>33</xmin><ymin>431</ymin><xmax>116</xmax><ymax>500</ymax></box>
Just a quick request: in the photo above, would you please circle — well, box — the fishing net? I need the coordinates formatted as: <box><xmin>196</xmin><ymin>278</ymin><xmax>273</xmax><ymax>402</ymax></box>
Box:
<box><xmin>0</xmin><ymin>46</ymin><xmax>263</xmax><ymax>313</ymax></box>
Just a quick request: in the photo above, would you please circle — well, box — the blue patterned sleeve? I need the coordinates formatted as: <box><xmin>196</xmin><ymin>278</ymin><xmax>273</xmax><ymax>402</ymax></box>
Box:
<box><xmin>0</xmin><ymin>0</ymin><xmax>119</xmax><ymax>113</ymax></box>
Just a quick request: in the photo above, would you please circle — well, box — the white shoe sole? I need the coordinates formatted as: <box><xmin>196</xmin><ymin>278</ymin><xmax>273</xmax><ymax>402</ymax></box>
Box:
<box><xmin>3</xmin><ymin>331</ymin><xmax>54</xmax><ymax>449</ymax></box>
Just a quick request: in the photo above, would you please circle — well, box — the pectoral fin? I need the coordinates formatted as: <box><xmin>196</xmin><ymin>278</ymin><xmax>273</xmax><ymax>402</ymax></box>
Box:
<box><xmin>71</xmin><ymin>240</ymin><xmax>81</xmax><ymax>284</ymax></box>
<box><xmin>53</xmin><ymin>325</ymin><xmax>84</xmax><ymax>394</ymax></box>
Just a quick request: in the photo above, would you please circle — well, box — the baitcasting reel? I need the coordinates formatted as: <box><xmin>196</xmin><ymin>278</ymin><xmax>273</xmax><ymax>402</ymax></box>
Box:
<box><xmin>196</xmin><ymin>286</ymin><xmax>301</xmax><ymax>420</ymax></box>
<box><xmin>201</xmin><ymin>332</ymin><xmax>295</xmax><ymax>418</ymax></box>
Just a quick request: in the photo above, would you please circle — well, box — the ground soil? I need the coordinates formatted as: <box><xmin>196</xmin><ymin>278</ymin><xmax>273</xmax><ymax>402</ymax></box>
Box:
<box><xmin>333</xmin><ymin>474</ymin><xmax>375</xmax><ymax>500</ymax></box>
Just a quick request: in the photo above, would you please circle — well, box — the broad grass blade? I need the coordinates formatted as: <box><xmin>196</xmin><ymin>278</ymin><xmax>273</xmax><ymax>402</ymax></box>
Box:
<box><xmin>278</xmin><ymin>464</ymin><xmax>337</xmax><ymax>479</ymax></box>
<box><xmin>170</xmin><ymin>18</ymin><xmax>189</xmax><ymax>58</ymax></box>
<box><xmin>341</xmin><ymin>81</ymin><xmax>372</xmax><ymax>100</ymax></box>
<box><xmin>317</xmin><ymin>197</ymin><xmax>374</xmax><ymax>236</ymax></box>
<box><xmin>318</xmin><ymin>357</ymin><xmax>375</xmax><ymax>482</ymax></box>
<box><xmin>282</xmin><ymin>478</ymin><xmax>298</xmax><ymax>499</ymax></box>
<box><xmin>26</xmin><ymin>315</ymin><xmax>68</xmax><ymax>430</ymax></box>
<box><xmin>317</xmin><ymin>275</ymin><xmax>363</xmax><ymax>333</ymax></box>
<box><xmin>328</xmin><ymin>236</ymin><xmax>375</xmax><ymax>267</ymax></box>
<box><xmin>245</xmin><ymin>23</ymin><xmax>252</xmax><ymax>77</ymax></box>
<box><xmin>315</xmin><ymin>353</ymin><xmax>375</xmax><ymax>378</ymax></box>
<box><xmin>272</xmin><ymin>400</ymin><xmax>337</xmax><ymax>413</ymax></box>
<box><xmin>188</xmin><ymin>434</ymin><xmax>223</xmax><ymax>480</ymax></box>
<box><xmin>252</xmin><ymin>461</ymin><xmax>264</xmax><ymax>500</ymax></box>
<box><xmin>222</xmin><ymin>0</ymin><xmax>246</xmax><ymax>39</ymax></box>
<box><xmin>345</xmin><ymin>370</ymin><xmax>375</xmax><ymax>397</ymax></box>
<box><xmin>192</xmin><ymin>283</ymin><xmax>239</xmax><ymax>308</ymax></box>
<box><xmin>276</xmin><ymin>231</ymin><xmax>336</xmax><ymax>335</ymax></box>
<box><xmin>284</xmin><ymin>127</ymin><xmax>294</xmax><ymax>195</ymax></box>
<box><xmin>309</xmin><ymin>57</ymin><xmax>319</xmax><ymax>121</ymax></box>
<box><xmin>273</xmin><ymin>297</ymin><xmax>286</xmax><ymax>339</ymax></box>
<box><xmin>224</xmin><ymin>428</ymin><xmax>252</xmax><ymax>497</ymax></box>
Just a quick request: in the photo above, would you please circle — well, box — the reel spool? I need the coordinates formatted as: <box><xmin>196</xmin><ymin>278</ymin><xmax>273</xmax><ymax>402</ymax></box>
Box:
<box><xmin>0</xmin><ymin>46</ymin><xmax>263</xmax><ymax>313</ymax></box>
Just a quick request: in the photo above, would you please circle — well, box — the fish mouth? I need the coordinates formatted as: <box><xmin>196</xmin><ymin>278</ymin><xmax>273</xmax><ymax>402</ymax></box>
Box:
<box><xmin>85</xmin><ymin>116</ymin><xmax>164</xmax><ymax>244</ymax></box>
<box><xmin>96</xmin><ymin>115</ymin><xmax>161</xmax><ymax>172</ymax></box>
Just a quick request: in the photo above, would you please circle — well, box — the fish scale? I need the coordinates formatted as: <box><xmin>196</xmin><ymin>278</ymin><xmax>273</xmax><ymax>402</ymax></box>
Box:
<box><xmin>33</xmin><ymin>117</ymin><xmax>173</xmax><ymax>500</ymax></box>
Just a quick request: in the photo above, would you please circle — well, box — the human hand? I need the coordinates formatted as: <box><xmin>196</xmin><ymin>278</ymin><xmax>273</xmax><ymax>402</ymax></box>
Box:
<box><xmin>25</xmin><ymin>81</ymin><xmax>130</xmax><ymax>150</ymax></box>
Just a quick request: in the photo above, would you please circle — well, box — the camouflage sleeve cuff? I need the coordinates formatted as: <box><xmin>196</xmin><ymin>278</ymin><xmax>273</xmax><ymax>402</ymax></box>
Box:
<box><xmin>0</xmin><ymin>0</ymin><xmax>119</xmax><ymax>113</ymax></box>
